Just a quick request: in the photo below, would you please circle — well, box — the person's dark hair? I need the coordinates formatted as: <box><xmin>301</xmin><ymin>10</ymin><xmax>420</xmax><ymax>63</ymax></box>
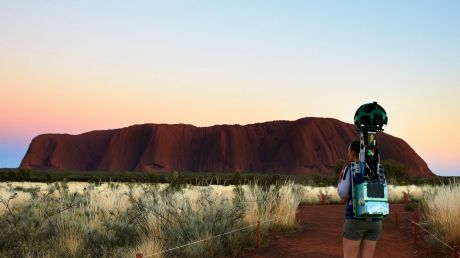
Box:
<box><xmin>349</xmin><ymin>140</ymin><xmax>360</xmax><ymax>156</ymax></box>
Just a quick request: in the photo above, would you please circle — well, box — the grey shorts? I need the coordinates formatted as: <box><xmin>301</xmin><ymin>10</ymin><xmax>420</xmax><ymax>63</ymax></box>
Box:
<box><xmin>343</xmin><ymin>219</ymin><xmax>382</xmax><ymax>241</ymax></box>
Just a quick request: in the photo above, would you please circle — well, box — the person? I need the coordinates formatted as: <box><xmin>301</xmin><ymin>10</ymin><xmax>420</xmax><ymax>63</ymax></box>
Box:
<box><xmin>337</xmin><ymin>141</ymin><xmax>382</xmax><ymax>258</ymax></box>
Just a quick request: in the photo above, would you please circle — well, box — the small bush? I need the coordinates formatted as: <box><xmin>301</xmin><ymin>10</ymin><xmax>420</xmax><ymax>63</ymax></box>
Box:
<box><xmin>46</xmin><ymin>174</ymin><xmax>53</xmax><ymax>183</ymax></box>
<box><xmin>167</xmin><ymin>171</ymin><xmax>186</xmax><ymax>191</ymax></box>
<box><xmin>404</xmin><ymin>200</ymin><xmax>419</xmax><ymax>212</ymax></box>
<box><xmin>147</xmin><ymin>173</ymin><xmax>159</xmax><ymax>183</ymax></box>
<box><xmin>7</xmin><ymin>171</ymin><xmax>16</xmax><ymax>181</ymax></box>
<box><xmin>233</xmin><ymin>172</ymin><xmax>242</xmax><ymax>185</ymax></box>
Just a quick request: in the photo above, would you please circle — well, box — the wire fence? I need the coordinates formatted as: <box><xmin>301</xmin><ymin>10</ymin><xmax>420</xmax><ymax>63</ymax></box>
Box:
<box><xmin>396</xmin><ymin>211</ymin><xmax>460</xmax><ymax>258</ymax></box>
<box><xmin>139</xmin><ymin>219</ymin><xmax>276</xmax><ymax>258</ymax></box>
<box><xmin>131</xmin><ymin>191</ymin><xmax>288</xmax><ymax>258</ymax></box>
<box><xmin>136</xmin><ymin>205</ymin><xmax>460</xmax><ymax>258</ymax></box>
<box><xmin>411</xmin><ymin>219</ymin><xmax>459</xmax><ymax>255</ymax></box>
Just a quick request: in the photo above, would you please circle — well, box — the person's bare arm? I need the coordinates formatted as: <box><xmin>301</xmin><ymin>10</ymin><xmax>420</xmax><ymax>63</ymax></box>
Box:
<box><xmin>337</xmin><ymin>165</ymin><xmax>350</xmax><ymax>200</ymax></box>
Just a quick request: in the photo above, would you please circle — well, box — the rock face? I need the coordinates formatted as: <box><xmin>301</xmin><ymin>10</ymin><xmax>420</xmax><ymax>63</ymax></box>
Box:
<box><xmin>20</xmin><ymin>118</ymin><xmax>433</xmax><ymax>176</ymax></box>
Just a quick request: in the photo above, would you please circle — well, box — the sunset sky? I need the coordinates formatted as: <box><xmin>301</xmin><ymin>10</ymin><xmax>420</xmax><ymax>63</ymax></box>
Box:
<box><xmin>1</xmin><ymin>1</ymin><xmax>459</xmax><ymax>176</ymax></box>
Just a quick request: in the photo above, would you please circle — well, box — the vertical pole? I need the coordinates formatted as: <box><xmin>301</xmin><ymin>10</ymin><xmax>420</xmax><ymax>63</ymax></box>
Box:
<box><xmin>136</xmin><ymin>252</ymin><xmax>143</xmax><ymax>258</ymax></box>
<box><xmin>395</xmin><ymin>211</ymin><xmax>398</xmax><ymax>228</ymax></box>
<box><xmin>412</xmin><ymin>212</ymin><xmax>418</xmax><ymax>245</ymax></box>
<box><xmin>403</xmin><ymin>192</ymin><xmax>409</xmax><ymax>203</ymax></box>
<box><xmin>257</xmin><ymin>220</ymin><xmax>261</xmax><ymax>248</ymax></box>
<box><xmin>453</xmin><ymin>246</ymin><xmax>459</xmax><ymax>258</ymax></box>
<box><xmin>321</xmin><ymin>194</ymin><xmax>326</xmax><ymax>205</ymax></box>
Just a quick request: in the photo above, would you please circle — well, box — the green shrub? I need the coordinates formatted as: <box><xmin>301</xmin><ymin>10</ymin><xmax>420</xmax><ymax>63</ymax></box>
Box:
<box><xmin>233</xmin><ymin>172</ymin><xmax>242</xmax><ymax>185</ymax></box>
<box><xmin>335</xmin><ymin>159</ymin><xmax>345</xmax><ymax>175</ymax></box>
<box><xmin>147</xmin><ymin>173</ymin><xmax>159</xmax><ymax>183</ymax></box>
<box><xmin>167</xmin><ymin>171</ymin><xmax>186</xmax><ymax>191</ymax></box>
<box><xmin>46</xmin><ymin>173</ymin><xmax>53</xmax><ymax>183</ymax></box>
<box><xmin>7</xmin><ymin>171</ymin><xmax>16</xmax><ymax>181</ymax></box>
<box><xmin>17</xmin><ymin>168</ymin><xmax>31</xmax><ymax>180</ymax></box>
<box><xmin>404</xmin><ymin>200</ymin><xmax>419</xmax><ymax>212</ymax></box>
<box><xmin>271</xmin><ymin>174</ymin><xmax>281</xmax><ymax>185</ymax></box>
<box><xmin>381</xmin><ymin>160</ymin><xmax>410</xmax><ymax>185</ymax></box>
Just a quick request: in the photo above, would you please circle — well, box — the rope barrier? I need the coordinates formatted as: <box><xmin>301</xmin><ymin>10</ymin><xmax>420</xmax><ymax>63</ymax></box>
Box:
<box><xmin>140</xmin><ymin>208</ymin><xmax>460</xmax><ymax>258</ymax></box>
<box><xmin>409</xmin><ymin>218</ymin><xmax>459</xmax><ymax>254</ymax></box>
<box><xmin>398</xmin><ymin>211</ymin><xmax>460</xmax><ymax>256</ymax></box>
<box><xmin>143</xmin><ymin>219</ymin><xmax>276</xmax><ymax>257</ymax></box>
<box><xmin>238</xmin><ymin>199</ymin><xmax>270</xmax><ymax>203</ymax></box>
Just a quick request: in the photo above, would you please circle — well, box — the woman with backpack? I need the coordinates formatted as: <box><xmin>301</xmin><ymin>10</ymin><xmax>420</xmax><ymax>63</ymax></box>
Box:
<box><xmin>338</xmin><ymin>141</ymin><xmax>382</xmax><ymax>258</ymax></box>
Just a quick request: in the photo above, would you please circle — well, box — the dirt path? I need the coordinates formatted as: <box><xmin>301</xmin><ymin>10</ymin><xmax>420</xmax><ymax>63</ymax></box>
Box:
<box><xmin>241</xmin><ymin>204</ymin><xmax>445</xmax><ymax>258</ymax></box>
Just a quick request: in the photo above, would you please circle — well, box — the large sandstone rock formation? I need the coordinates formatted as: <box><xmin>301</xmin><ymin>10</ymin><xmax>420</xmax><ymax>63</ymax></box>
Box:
<box><xmin>20</xmin><ymin>117</ymin><xmax>433</xmax><ymax>176</ymax></box>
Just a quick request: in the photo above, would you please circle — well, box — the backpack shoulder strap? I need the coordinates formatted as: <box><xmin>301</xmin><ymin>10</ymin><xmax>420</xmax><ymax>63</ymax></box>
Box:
<box><xmin>342</xmin><ymin>164</ymin><xmax>350</xmax><ymax>180</ymax></box>
<box><xmin>346</xmin><ymin>164</ymin><xmax>354</xmax><ymax>203</ymax></box>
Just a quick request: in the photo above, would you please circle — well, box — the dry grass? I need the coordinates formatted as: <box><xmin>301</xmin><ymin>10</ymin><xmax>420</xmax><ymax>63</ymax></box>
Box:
<box><xmin>0</xmin><ymin>181</ymin><xmax>301</xmax><ymax>257</ymax></box>
<box><xmin>388</xmin><ymin>184</ymin><xmax>436</xmax><ymax>203</ymax></box>
<box><xmin>295</xmin><ymin>184</ymin><xmax>434</xmax><ymax>205</ymax></box>
<box><xmin>297</xmin><ymin>185</ymin><xmax>341</xmax><ymax>205</ymax></box>
<box><xmin>240</xmin><ymin>182</ymin><xmax>301</xmax><ymax>229</ymax></box>
<box><xmin>2</xmin><ymin>180</ymin><xmax>442</xmax><ymax>257</ymax></box>
<box><xmin>423</xmin><ymin>180</ymin><xmax>460</xmax><ymax>247</ymax></box>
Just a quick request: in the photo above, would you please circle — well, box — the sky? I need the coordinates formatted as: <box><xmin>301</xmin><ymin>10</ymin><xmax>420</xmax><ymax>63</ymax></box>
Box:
<box><xmin>1</xmin><ymin>1</ymin><xmax>459</xmax><ymax>176</ymax></box>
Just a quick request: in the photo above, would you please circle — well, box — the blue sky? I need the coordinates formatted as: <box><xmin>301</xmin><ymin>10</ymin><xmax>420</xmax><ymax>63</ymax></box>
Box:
<box><xmin>1</xmin><ymin>1</ymin><xmax>459</xmax><ymax>175</ymax></box>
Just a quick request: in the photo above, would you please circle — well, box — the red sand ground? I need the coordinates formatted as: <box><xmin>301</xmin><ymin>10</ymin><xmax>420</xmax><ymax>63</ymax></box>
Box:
<box><xmin>241</xmin><ymin>204</ymin><xmax>446</xmax><ymax>258</ymax></box>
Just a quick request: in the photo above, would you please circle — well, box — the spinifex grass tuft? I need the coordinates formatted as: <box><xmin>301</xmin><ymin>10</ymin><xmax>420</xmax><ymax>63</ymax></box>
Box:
<box><xmin>423</xmin><ymin>180</ymin><xmax>460</xmax><ymax>248</ymax></box>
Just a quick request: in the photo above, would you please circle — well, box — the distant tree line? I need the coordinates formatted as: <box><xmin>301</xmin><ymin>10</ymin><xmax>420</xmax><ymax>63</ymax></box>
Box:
<box><xmin>0</xmin><ymin>160</ymin><xmax>454</xmax><ymax>186</ymax></box>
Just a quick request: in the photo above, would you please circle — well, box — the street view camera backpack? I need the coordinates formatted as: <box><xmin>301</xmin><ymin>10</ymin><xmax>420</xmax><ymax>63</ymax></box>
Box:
<box><xmin>350</xmin><ymin>102</ymin><xmax>389</xmax><ymax>218</ymax></box>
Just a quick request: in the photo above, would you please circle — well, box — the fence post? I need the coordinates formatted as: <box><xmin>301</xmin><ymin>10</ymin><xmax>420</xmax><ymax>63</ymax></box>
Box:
<box><xmin>321</xmin><ymin>194</ymin><xmax>327</xmax><ymax>205</ymax></box>
<box><xmin>395</xmin><ymin>211</ymin><xmax>398</xmax><ymax>228</ymax></box>
<box><xmin>136</xmin><ymin>252</ymin><xmax>143</xmax><ymax>258</ymax></box>
<box><xmin>403</xmin><ymin>192</ymin><xmax>409</xmax><ymax>203</ymax></box>
<box><xmin>412</xmin><ymin>212</ymin><xmax>418</xmax><ymax>245</ymax></box>
<box><xmin>453</xmin><ymin>245</ymin><xmax>459</xmax><ymax>258</ymax></box>
<box><xmin>257</xmin><ymin>220</ymin><xmax>261</xmax><ymax>248</ymax></box>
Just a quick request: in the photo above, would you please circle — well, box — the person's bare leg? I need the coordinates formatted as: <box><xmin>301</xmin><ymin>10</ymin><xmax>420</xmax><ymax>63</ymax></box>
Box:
<box><xmin>359</xmin><ymin>240</ymin><xmax>377</xmax><ymax>258</ymax></box>
<box><xmin>343</xmin><ymin>237</ymin><xmax>361</xmax><ymax>258</ymax></box>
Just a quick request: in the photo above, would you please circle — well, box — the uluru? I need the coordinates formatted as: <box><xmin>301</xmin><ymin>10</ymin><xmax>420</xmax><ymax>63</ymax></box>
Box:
<box><xmin>20</xmin><ymin>117</ymin><xmax>433</xmax><ymax>177</ymax></box>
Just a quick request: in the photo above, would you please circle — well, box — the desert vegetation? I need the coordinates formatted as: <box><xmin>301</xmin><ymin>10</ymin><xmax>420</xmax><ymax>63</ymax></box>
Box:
<box><xmin>0</xmin><ymin>178</ymin><xmax>440</xmax><ymax>257</ymax></box>
<box><xmin>0</xmin><ymin>180</ymin><xmax>300</xmax><ymax>258</ymax></box>
<box><xmin>295</xmin><ymin>184</ymin><xmax>434</xmax><ymax>205</ymax></box>
<box><xmin>0</xmin><ymin>160</ymin><xmax>455</xmax><ymax>258</ymax></box>
<box><xmin>0</xmin><ymin>161</ymin><xmax>453</xmax><ymax>187</ymax></box>
<box><xmin>422</xmin><ymin>180</ymin><xmax>460</xmax><ymax>251</ymax></box>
